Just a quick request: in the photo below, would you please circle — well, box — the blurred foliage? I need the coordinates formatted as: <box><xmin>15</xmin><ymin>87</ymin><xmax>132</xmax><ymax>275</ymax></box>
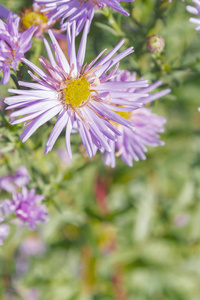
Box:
<box><xmin>1</xmin><ymin>0</ymin><xmax>200</xmax><ymax>299</ymax></box>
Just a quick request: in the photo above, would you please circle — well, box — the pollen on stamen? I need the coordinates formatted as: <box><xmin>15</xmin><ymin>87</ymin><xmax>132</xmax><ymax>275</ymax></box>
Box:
<box><xmin>62</xmin><ymin>77</ymin><xmax>91</xmax><ymax>107</ymax></box>
<box><xmin>111</xmin><ymin>110</ymin><xmax>132</xmax><ymax>127</ymax></box>
<box><xmin>114</xmin><ymin>111</ymin><xmax>132</xmax><ymax>120</ymax></box>
<box><xmin>21</xmin><ymin>11</ymin><xmax>49</xmax><ymax>30</ymax></box>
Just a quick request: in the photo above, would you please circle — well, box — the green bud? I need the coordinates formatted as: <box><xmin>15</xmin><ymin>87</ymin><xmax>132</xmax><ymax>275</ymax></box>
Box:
<box><xmin>146</xmin><ymin>34</ymin><xmax>165</xmax><ymax>54</ymax></box>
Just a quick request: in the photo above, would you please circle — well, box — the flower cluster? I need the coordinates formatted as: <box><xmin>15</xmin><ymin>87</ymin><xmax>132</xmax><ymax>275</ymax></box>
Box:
<box><xmin>0</xmin><ymin>0</ymin><xmax>177</xmax><ymax>245</ymax></box>
<box><xmin>1</xmin><ymin>1</ymin><xmax>173</xmax><ymax>165</ymax></box>
<box><xmin>5</xmin><ymin>21</ymin><xmax>150</xmax><ymax>159</ymax></box>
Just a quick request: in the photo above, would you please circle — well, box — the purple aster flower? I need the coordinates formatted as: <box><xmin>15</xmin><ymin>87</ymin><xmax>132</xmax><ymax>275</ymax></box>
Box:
<box><xmin>6</xmin><ymin>187</ymin><xmax>48</xmax><ymax>230</ymax></box>
<box><xmin>20</xmin><ymin>3</ymin><xmax>57</xmax><ymax>38</ymax></box>
<box><xmin>0</xmin><ymin>4</ymin><xmax>63</xmax><ymax>39</ymax></box>
<box><xmin>13</xmin><ymin>166</ymin><xmax>31</xmax><ymax>188</ymax></box>
<box><xmin>0</xmin><ymin>166</ymin><xmax>30</xmax><ymax>193</ymax></box>
<box><xmin>161</xmin><ymin>0</ymin><xmax>184</xmax><ymax>2</ymax></box>
<box><xmin>103</xmin><ymin>71</ymin><xmax>171</xmax><ymax>167</ymax></box>
<box><xmin>5</xmin><ymin>21</ymin><xmax>149</xmax><ymax>159</ymax></box>
<box><xmin>186</xmin><ymin>0</ymin><xmax>200</xmax><ymax>30</ymax></box>
<box><xmin>35</xmin><ymin>0</ymin><xmax>133</xmax><ymax>34</ymax></box>
<box><xmin>0</xmin><ymin>5</ymin><xmax>12</xmax><ymax>19</ymax></box>
<box><xmin>0</xmin><ymin>224</ymin><xmax>10</xmax><ymax>246</ymax></box>
<box><xmin>0</xmin><ymin>13</ymin><xmax>36</xmax><ymax>85</ymax></box>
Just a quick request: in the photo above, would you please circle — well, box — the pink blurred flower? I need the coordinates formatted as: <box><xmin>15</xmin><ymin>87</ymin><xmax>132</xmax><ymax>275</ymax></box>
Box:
<box><xmin>0</xmin><ymin>166</ymin><xmax>30</xmax><ymax>193</ymax></box>
<box><xmin>7</xmin><ymin>187</ymin><xmax>48</xmax><ymax>230</ymax></box>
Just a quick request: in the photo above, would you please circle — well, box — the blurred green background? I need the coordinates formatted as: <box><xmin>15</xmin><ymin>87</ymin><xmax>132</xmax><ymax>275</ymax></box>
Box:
<box><xmin>1</xmin><ymin>0</ymin><xmax>200</xmax><ymax>299</ymax></box>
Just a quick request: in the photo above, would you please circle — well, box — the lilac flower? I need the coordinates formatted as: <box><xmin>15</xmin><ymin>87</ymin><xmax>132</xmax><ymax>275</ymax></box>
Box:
<box><xmin>0</xmin><ymin>4</ymin><xmax>12</xmax><ymax>19</ymax></box>
<box><xmin>5</xmin><ymin>21</ymin><xmax>149</xmax><ymax>159</ymax></box>
<box><xmin>0</xmin><ymin>224</ymin><xmax>10</xmax><ymax>245</ymax></box>
<box><xmin>0</xmin><ymin>13</ymin><xmax>36</xmax><ymax>85</ymax></box>
<box><xmin>0</xmin><ymin>186</ymin><xmax>48</xmax><ymax>245</ymax></box>
<box><xmin>6</xmin><ymin>187</ymin><xmax>48</xmax><ymax>230</ymax></box>
<box><xmin>13</xmin><ymin>167</ymin><xmax>31</xmax><ymax>188</ymax></box>
<box><xmin>0</xmin><ymin>166</ymin><xmax>30</xmax><ymax>193</ymax></box>
<box><xmin>186</xmin><ymin>0</ymin><xmax>200</xmax><ymax>30</ymax></box>
<box><xmin>35</xmin><ymin>0</ymin><xmax>133</xmax><ymax>34</ymax></box>
<box><xmin>20</xmin><ymin>235</ymin><xmax>46</xmax><ymax>256</ymax></box>
<box><xmin>161</xmin><ymin>0</ymin><xmax>184</xmax><ymax>2</ymax></box>
<box><xmin>21</xmin><ymin>3</ymin><xmax>56</xmax><ymax>38</ymax></box>
<box><xmin>0</xmin><ymin>4</ymin><xmax>61</xmax><ymax>39</ymax></box>
<box><xmin>103</xmin><ymin>71</ymin><xmax>171</xmax><ymax>167</ymax></box>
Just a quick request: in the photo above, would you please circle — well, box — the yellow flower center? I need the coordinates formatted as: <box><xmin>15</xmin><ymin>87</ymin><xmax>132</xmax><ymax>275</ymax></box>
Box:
<box><xmin>112</xmin><ymin>110</ymin><xmax>132</xmax><ymax>127</ymax></box>
<box><xmin>21</xmin><ymin>12</ymin><xmax>48</xmax><ymax>30</ymax></box>
<box><xmin>114</xmin><ymin>111</ymin><xmax>132</xmax><ymax>120</ymax></box>
<box><xmin>62</xmin><ymin>77</ymin><xmax>90</xmax><ymax>107</ymax></box>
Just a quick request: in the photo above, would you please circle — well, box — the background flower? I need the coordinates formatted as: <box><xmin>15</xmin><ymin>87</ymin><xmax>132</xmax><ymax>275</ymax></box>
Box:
<box><xmin>35</xmin><ymin>0</ymin><xmax>133</xmax><ymax>34</ymax></box>
<box><xmin>0</xmin><ymin>166</ymin><xmax>30</xmax><ymax>193</ymax></box>
<box><xmin>20</xmin><ymin>3</ymin><xmax>55</xmax><ymax>38</ymax></box>
<box><xmin>0</xmin><ymin>13</ymin><xmax>36</xmax><ymax>85</ymax></box>
<box><xmin>6</xmin><ymin>187</ymin><xmax>48</xmax><ymax>230</ymax></box>
<box><xmin>103</xmin><ymin>71</ymin><xmax>170</xmax><ymax>167</ymax></box>
<box><xmin>0</xmin><ymin>4</ymin><xmax>12</xmax><ymax>19</ymax></box>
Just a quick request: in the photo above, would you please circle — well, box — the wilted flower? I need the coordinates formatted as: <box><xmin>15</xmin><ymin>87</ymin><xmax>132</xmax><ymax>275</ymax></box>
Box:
<box><xmin>0</xmin><ymin>13</ymin><xmax>36</xmax><ymax>85</ymax></box>
<box><xmin>35</xmin><ymin>0</ymin><xmax>133</xmax><ymax>34</ymax></box>
<box><xmin>0</xmin><ymin>166</ymin><xmax>30</xmax><ymax>193</ymax></box>
<box><xmin>5</xmin><ymin>21</ymin><xmax>149</xmax><ymax>159</ymax></box>
<box><xmin>103</xmin><ymin>71</ymin><xmax>171</xmax><ymax>167</ymax></box>
<box><xmin>6</xmin><ymin>187</ymin><xmax>48</xmax><ymax>230</ymax></box>
<box><xmin>186</xmin><ymin>1</ymin><xmax>200</xmax><ymax>30</ymax></box>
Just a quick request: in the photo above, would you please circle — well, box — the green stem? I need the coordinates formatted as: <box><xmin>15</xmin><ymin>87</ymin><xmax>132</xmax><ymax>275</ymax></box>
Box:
<box><xmin>103</xmin><ymin>7</ymin><xmax>124</xmax><ymax>37</ymax></box>
<box><xmin>31</xmin><ymin>37</ymin><xmax>43</xmax><ymax>66</ymax></box>
<box><xmin>11</xmin><ymin>73</ymin><xmax>20</xmax><ymax>89</ymax></box>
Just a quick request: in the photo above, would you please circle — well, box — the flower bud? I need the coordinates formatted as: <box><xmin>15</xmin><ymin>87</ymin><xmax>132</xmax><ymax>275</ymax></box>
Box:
<box><xmin>147</xmin><ymin>34</ymin><xmax>165</xmax><ymax>54</ymax></box>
